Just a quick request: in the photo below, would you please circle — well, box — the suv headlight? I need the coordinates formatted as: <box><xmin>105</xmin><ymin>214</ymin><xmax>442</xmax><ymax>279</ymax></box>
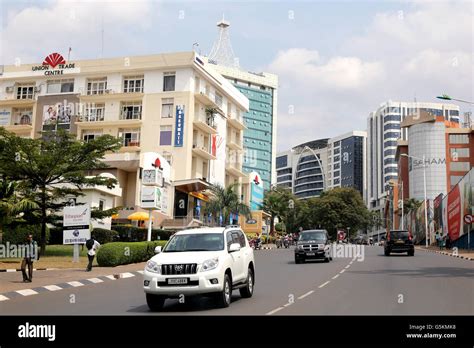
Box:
<box><xmin>297</xmin><ymin>244</ymin><xmax>304</xmax><ymax>250</ymax></box>
<box><xmin>145</xmin><ymin>260</ymin><xmax>160</xmax><ymax>274</ymax></box>
<box><xmin>201</xmin><ymin>257</ymin><xmax>219</xmax><ymax>272</ymax></box>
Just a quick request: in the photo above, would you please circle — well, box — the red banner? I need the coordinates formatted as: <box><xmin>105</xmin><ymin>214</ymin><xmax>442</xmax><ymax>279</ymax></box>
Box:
<box><xmin>447</xmin><ymin>185</ymin><xmax>461</xmax><ymax>240</ymax></box>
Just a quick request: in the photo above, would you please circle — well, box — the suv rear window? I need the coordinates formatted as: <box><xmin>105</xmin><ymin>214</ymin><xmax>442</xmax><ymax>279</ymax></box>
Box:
<box><xmin>390</xmin><ymin>231</ymin><xmax>409</xmax><ymax>240</ymax></box>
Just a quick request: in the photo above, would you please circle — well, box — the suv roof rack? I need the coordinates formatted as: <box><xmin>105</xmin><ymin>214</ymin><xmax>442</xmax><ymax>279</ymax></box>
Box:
<box><xmin>225</xmin><ymin>224</ymin><xmax>240</xmax><ymax>229</ymax></box>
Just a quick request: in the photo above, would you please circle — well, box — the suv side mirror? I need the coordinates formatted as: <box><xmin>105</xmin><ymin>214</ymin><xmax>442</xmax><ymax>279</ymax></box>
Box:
<box><xmin>229</xmin><ymin>243</ymin><xmax>241</xmax><ymax>253</ymax></box>
<box><xmin>154</xmin><ymin>246</ymin><xmax>162</xmax><ymax>254</ymax></box>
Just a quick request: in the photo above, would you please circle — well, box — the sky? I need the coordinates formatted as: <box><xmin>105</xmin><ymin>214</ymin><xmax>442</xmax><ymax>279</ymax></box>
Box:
<box><xmin>0</xmin><ymin>0</ymin><xmax>472</xmax><ymax>151</ymax></box>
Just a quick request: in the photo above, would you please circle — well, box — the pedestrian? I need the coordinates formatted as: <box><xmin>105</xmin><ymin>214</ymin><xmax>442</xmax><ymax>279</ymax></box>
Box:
<box><xmin>85</xmin><ymin>237</ymin><xmax>100</xmax><ymax>272</ymax></box>
<box><xmin>21</xmin><ymin>234</ymin><xmax>38</xmax><ymax>283</ymax></box>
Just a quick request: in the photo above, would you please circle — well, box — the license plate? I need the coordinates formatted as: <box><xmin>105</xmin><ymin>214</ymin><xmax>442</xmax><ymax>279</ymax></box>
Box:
<box><xmin>307</xmin><ymin>252</ymin><xmax>315</xmax><ymax>256</ymax></box>
<box><xmin>396</xmin><ymin>240</ymin><xmax>405</xmax><ymax>244</ymax></box>
<box><xmin>167</xmin><ymin>278</ymin><xmax>188</xmax><ymax>285</ymax></box>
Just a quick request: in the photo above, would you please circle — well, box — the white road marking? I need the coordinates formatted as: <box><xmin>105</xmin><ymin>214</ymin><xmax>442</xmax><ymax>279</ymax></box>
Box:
<box><xmin>43</xmin><ymin>285</ymin><xmax>62</xmax><ymax>291</ymax></box>
<box><xmin>120</xmin><ymin>272</ymin><xmax>135</xmax><ymax>278</ymax></box>
<box><xmin>283</xmin><ymin>303</ymin><xmax>292</xmax><ymax>307</ymax></box>
<box><xmin>340</xmin><ymin>269</ymin><xmax>346</xmax><ymax>274</ymax></box>
<box><xmin>87</xmin><ymin>277</ymin><xmax>103</xmax><ymax>284</ymax></box>
<box><xmin>105</xmin><ymin>275</ymin><xmax>116</xmax><ymax>280</ymax></box>
<box><xmin>16</xmin><ymin>289</ymin><xmax>38</xmax><ymax>296</ymax></box>
<box><xmin>345</xmin><ymin>265</ymin><xmax>351</xmax><ymax>269</ymax></box>
<box><xmin>297</xmin><ymin>290</ymin><xmax>314</xmax><ymax>300</ymax></box>
<box><xmin>332</xmin><ymin>274</ymin><xmax>340</xmax><ymax>279</ymax></box>
<box><xmin>6</xmin><ymin>269</ymin><xmax>16</xmax><ymax>272</ymax></box>
<box><xmin>0</xmin><ymin>295</ymin><xmax>10</xmax><ymax>301</ymax></box>
<box><xmin>67</xmin><ymin>281</ymin><xmax>84</xmax><ymax>287</ymax></box>
<box><xmin>318</xmin><ymin>281</ymin><xmax>330</xmax><ymax>288</ymax></box>
<box><xmin>266</xmin><ymin>307</ymin><xmax>284</xmax><ymax>315</ymax></box>
<box><xmin>136</xmin><ymin>270</ymin><xmax>144</xmax><ymax>274</ymax></box>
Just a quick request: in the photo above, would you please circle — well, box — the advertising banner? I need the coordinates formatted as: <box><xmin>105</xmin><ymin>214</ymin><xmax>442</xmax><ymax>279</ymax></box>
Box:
<box><xmin>250</xmin><ymin>172</ymin><xmax>264</xmax><ymax>211</ymax></box>
<box><xmin>174</xmin><ymin>105</ymin><xmax>184</xmax><ymax>147</ymax></box>
<box><xmin>209</xmin><ymin>113</ymin><xmax>226</xmax><ymax>187</ymax></box>
<box><xmin>63</xmin><ymin>205</ymin><xmax>90</xmax><ymax>244</ymax></box>
<box><xmin>0</xmin><ymin>108</ymin><xmax>12</xmax><ymax>126</ymax></box>
<box><xmin>447</xmin><ymin>185</ymin><xmax>461</xmax><ymax>241</ymax></box>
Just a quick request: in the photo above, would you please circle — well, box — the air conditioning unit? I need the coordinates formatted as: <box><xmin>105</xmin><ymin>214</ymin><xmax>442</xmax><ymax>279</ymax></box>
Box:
<box><xmin>5</xmin><ymin>86</ymin><xmax>14</xmax><ymax>93</ymax></box>
<box><xmin>34</xmin><ymin>86</ymin><xmax>41</xmax><ymax>93</ymax></box>
<box><xmin>104</xmin><ymin>89</ymin><xmax>113</xmax><ymax>94</ymax></box>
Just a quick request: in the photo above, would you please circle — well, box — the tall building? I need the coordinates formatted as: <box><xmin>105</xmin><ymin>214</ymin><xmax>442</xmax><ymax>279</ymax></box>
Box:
<box><xmin>0</xmin><ymin>50</ymin><xmax>252</xmax><ymax>228</ymax></box>
<box><xmin>206</xmin><ymin>19</ymin><xmax>278</xmax><ymax>191</ymax></box>
<box><xmin>366</xmin><ymin>101</ymin><xmax>460</xmax><ymax>212</ymax></box>
<box><xmin>276</xmin><ymin>131</ymin><xmax>367</xmax><ymax>199</ymax></box>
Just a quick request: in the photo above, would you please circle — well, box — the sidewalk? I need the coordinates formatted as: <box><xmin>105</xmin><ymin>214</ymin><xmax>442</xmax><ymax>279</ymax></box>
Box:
<box><xmin>416</xmin><ymin>246</ymin><xmax>474</xmax><ymax>261</ymax></box>
<box><xmin>0</xmin><ymin>262</ymin><xmax>146</xmax><ymax>294</ymax></box>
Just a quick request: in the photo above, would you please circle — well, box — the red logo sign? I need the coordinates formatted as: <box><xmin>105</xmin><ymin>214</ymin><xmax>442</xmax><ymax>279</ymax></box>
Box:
<box><xmin>153</xmin><ymin>158</ymin><xmax>161</xmax><ymax>169</ymax></box>
<box><xmin>42</xmin><ymin>53</ymin><xmax>66</xmax><ymax>69</ymax></box>
<box><xmin>253</xmin><ymin>175</ymin><xmax>260</xmax><ymax>185</ymax></box>
<box><xmin>447</xmin><ymin>186</ymin><xmax>461</xmax><ymax>240</ymax></box>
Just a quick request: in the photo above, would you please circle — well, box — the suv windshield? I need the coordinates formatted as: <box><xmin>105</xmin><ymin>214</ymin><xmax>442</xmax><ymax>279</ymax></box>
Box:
<box><xmin>163</xmin><ymin>233</ymin><xmax>224</xmax><ymax>252</ymax></box>
<box><xmin>390</xmin><ymin>231</ymin><xmax>410</xmax><ymax>240</ymax></box>
<box><xmin>299</xmin><ymin>231</ymin><xmax>327</xmax><ymax>242</ymax></box>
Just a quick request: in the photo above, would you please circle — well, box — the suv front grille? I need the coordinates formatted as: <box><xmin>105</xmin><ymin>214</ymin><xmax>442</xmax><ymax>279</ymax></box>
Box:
<box><xmin>302</xmin><ymin>244</ymin><xmax>323</xmax><ymax>251</ymax></box>
<box><xmin>161</xmin><ymin>264</ymin><xmax>198</xmax><ymax>275</ymax></box>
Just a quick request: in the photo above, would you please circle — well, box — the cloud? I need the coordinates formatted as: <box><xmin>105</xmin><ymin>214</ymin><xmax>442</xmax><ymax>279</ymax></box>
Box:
<box><xmin>269</xmin><ymin>1</ymin><xmax>473</xmax><ymax>151</ymax></box>
<box><xmin>0</xmin><ymin>0</ymin><xmax>154</xmax><ymax>65</ymax></box>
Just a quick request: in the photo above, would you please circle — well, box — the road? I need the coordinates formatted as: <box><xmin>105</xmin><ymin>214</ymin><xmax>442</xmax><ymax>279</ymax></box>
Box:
<box><xmin>1</xmin><ymin>246</ymin><xmax>473</xmax><ymax>315</ymax></box>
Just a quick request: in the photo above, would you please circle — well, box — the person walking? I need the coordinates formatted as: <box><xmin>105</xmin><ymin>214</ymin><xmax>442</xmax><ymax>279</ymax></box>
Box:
<box><xmin>85</xmin><ymin>237</ymin><xmax>100</xmax><ymax>272</ymax></box>
<box><xmin>21</xmin><ymin>234</ymin><xmax>38</xmax><ymax>283</ymax></box>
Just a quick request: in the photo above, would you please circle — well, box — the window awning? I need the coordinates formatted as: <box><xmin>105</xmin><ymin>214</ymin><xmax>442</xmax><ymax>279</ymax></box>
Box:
<box><xmin>174</xmin><ymin>179</ymin><xmax>210</xmax><ymax>193</ymax></box>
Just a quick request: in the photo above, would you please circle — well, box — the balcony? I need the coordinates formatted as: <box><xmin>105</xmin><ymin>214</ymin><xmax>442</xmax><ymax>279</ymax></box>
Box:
<box><xmin>194</xmin><ymin>92</ymin><xmax>225</xmax><ymax>116</ymax></box>
<box><xmin>226</xmin><ymin>161</ymin><xmax>246</xmax><ymax>177</ymax></box>
<box><xmin>227</xmin><ymin>134</ymin><xmax>243</xmax><ymax>151</ymax></box>
<box><xmin>193</xmin><ymin>113</ymin><xmax>218</xmax><ymax>134</ymax></box>
<box><xmin>0</xmin><ymin>99</ymin><xmax>35</xmax><ymax>107</ymax></box>
<box><xmin>79</xmin><ymin>85</ymin><xmax>144</xmax><ymax>102</ymax></box>
<box><xmin>192</xmin><ymin>143</ymin><xmax>216</xmax><ymax>160</ymax></box>
<box><xmin>227</xmin><ymin>112</ymin><xmax>246</xmax><ymax>130</ymax></box>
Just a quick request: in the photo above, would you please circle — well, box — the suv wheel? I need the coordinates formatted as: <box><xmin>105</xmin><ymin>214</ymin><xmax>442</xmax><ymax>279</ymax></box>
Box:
<box><xmin>324</xmin><ymin>257</ymin><xmax>330</xmax><ymax>263</ymax></box>
<box><xmin>239</xmin><ymin>267</ymin><xmax>254</xmax><ymax>298</ymax></box>
<box><xmin>216</xmin><ymin>274</ymin><xmax>232</xmax><ymax>308</ymax></box>
<box><xmin>408</xmin><ymin>250</ymin><xmax>414</xmax><ymax>256</ymax></box>
<box><xmin>384</xmin><ymin>249</ymin><xmax>390</xmax><ymax>256</ymax></box>
<box><xmin>146</xmin><ymin>293</ymin><xmax>166</xmax><ymax>311</ymax></box>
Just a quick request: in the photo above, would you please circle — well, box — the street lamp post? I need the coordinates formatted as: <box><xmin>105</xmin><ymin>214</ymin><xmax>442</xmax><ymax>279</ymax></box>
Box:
<box><xmin>402</xmin><ymin>154</ymin><xmax>429</xmax><ymax>247</ymax></box>
<box><xmin>436</xmin><ymin>94</ymin><xmax>474</xmax><ymax>105</ymax></box>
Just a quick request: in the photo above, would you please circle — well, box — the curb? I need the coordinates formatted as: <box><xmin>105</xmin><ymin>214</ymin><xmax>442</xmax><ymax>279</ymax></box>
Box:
<box><xmin>0</xmin><ymin>268</ymin><xmax>59</xmax><ymax>272</ymax></box>
<box><xmin>417</xmin><ymin>247</ymin><xmax>474</xmax><ymax>261</ymax></box>
<box><xmin>0</xmin><ymin>270</ymin><xmax>144</xmax><ymax>302</ymax></box>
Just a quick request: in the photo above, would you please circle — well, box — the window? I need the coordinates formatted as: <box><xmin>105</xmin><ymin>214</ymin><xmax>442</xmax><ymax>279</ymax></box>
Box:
<box><xmin>82</xmin><ymin>130</ymin><xmax>103</xmax><ymax>142</ymax></box>
<box><xmin>159</xmin><ymin>125</ymin><xmax>172</xmax><ymax>146</ymax></box>
<box><xmin>232</xmin><ymin>231</ymin><xmax>246</xmax><ymax>247</ymax></box>
<box><xmin>47</xmin><ymin>79</ymin><xmax>74</xmax><ymax>94</ymax></box>
<box><xmin>123</xmin><ymin>76</ymin><xmax>144</xmax><ymax>93</ymax></box>
<box><xmin>449</xmin><ymin>134</ymin><xmax>469</xmax><ymax>144</ymax></box>
<box><xmin>163</xmin><ymin>72</ymin><xmax>176</xmax><ymax>92</ymax></box>
<box><xmin>226</xmin><ymin>231</ymin><xmax>233</xmax><ymax>249</ymax></box>
<box><xmin>120</xmin><ymin>102</ymin><xmax>142</xmax><ymax>120</ymax></box>
<box><xmin>450</xmin><ymin>162</ymin><xmax>470</xmax><ymax>171</ymax></box>
<box><xmin>215</xmin><ymin>93</ymin><xmax>223</xmax><ymax>107</ymax></box>
<box><xmin>16</xmin><ymin>84</ymin><xmax>35</xmax><ymax>99</ymax></box>
<box><xmin>163</xmin><ymin>153</ymin><xmax>172</xmax><ymax>165</ymax></box>
<box><xmin>87</xmin><ymin>78</ymin><xmax>107</xmax><ymax>95</ymax></box>
<box><xmin>450</xmin><ymin>148</ymin><xmax>470</xmax><ymax>158</ymax></box>
<box><xmin>334</xmin><ymin>171</ymin><xmax>340</xmax><ymax>177</ymax></box>
<box><xmin>161</xmin><ymin>98</ymin><xmax>174</xmax><ymax>118</ymax></box>
<box><xmin>119</xmin><ymin>128</ymin><xmax>140</xmax><ymax>147</ymax></box>
<box><xmin>276</xmin><ymin>155</ymin><xmax>288</xmax><ymax>168</ymax></box>
<box><xmin>98</xmin><ymin>199</ymin><xmax>105</xmax><ymax>211</ymax></box>
<box><xmin>84</xmin><ymin>104</ymin><xmax>105</xmax><ymax>122</ymax></box>
<box><xmin>12</xmin><ymin>108</ymin><xmax>33</xmax><ymax>125</ymax></box>
<box><xmin>450</xmin><ymin>110</ymin><xmax>459</xmax><ymax>117</ymax></box>
<box><xmin>450</xmin><ymin>176</ymin><xmax>463</xmax><ymax>186</ymax></box>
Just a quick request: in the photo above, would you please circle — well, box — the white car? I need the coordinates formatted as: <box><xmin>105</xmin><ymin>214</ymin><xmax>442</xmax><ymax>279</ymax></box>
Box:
<box><xmin>143</xmin><ymin>226</ymin><xmax>255</xmax><ymax>311</ymax></box>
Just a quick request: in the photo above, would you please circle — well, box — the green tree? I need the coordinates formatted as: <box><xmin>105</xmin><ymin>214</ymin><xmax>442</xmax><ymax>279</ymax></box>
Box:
<box><xmin>0</xmin><ymin>129</ymin><xmax>122</xmax><ymax>255</ymax></box>
<box><xmin>262</xmin><ymin>187</ymin><xmax>294</xmax><ymax>235</ymax></box>
<box><xmin>203</xmin><ymin>183</ymin><xmax>250</xmax><ymax>226</ymax></box>
<box><xmin>403</xmin><ymin>198</ymin><xmax>422</xmax><ymax>214</ymax></box>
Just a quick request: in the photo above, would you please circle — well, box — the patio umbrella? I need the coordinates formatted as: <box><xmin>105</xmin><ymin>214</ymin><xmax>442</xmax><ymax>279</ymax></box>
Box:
<box><xmin>127</xmin><ymin>212</ymin><xmax>154</xmax><ymax>221</ymax></box>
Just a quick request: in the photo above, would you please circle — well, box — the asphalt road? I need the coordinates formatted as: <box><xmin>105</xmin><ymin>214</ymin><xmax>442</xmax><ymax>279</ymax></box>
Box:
<box><xmin>1</xmin><ymin>246</ymin><xmax>473</xmax><ymax>315</ymax></box>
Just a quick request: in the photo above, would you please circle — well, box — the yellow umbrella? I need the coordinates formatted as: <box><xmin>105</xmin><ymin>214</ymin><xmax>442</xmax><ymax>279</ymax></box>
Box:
<box><xmin>111</xmin><ymin>214</ymin><xmax>119</xmax><ymax>220</ymax></box>
<box><xmin>127</xmin><ymin>212</ymin><xmax>154</xmax><ymax>221</ymax></box>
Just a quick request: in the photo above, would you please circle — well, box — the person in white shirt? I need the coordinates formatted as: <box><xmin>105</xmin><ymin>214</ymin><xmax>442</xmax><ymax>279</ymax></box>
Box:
<box><xmin>86</xmin><ymin>238</ymin><xmax>101</xmax><ymax>272</ymax></box>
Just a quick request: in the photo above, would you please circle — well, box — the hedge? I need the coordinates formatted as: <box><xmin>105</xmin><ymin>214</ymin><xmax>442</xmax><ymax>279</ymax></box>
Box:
<box><xmin>112</xmin><ymin>225</ymin><xmax>174</xmax><ymax>242</ymax></box>
<box><xmin>2</xmin><ymin>225</ymin><xmax>50</xmax><ymax>244</ymax></box>
<box><xmin>96</xmin><ymin>240</ymin><xmax>168</xmax><ymax>267</ymax></box>
<box><xmin>91</xmin><ymin>228</ymin><xmax>119</xmax><ymax>244</ymax></box>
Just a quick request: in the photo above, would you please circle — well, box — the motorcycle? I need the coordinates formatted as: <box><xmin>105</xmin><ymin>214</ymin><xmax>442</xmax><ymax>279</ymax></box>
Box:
<box><xmin>283</xmin><ymin>238</ymin><xmax>290</xmax><ymax>248</ymax></box>
<box><xmin>276</xmin><ymin>238</ymin><xmax>283</xmax><ymax>248</ymax></box>
<box><xmin>254</xmin><ymin>238</ymin><xmax>262</xmax><ymax>250</ymax></box>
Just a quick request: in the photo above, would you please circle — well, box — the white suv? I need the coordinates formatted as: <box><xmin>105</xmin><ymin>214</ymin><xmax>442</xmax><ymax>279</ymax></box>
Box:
<box><xmin>143</xmin><ymin>226</ymin><xmax>255</xmax><ymax>311</ymax></box>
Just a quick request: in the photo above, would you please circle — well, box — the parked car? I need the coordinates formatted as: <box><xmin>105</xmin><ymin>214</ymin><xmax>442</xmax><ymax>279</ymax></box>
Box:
<box><xmin>294</xmin><ymin>229</ymin><xmax>332</xmax><ymax>264</ymax></box>
<box><xmin>384</xmin><ymin>230</ymin><xmax>414</xmax><ymax>256</ymax></box>
<box><xmin>143</xmin><ymin>226</ymin><xmax>255</xmax><ymax>311</ymax></box>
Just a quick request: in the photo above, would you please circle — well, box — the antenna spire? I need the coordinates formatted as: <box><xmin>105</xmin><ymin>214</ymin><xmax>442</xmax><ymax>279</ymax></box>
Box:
<box><xmin>208</xmin><ymin>16</ymin><xmax>239</xmax><ymax>68</ymax></box>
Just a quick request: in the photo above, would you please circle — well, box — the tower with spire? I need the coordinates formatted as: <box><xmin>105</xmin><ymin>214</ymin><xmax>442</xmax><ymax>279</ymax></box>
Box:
<box><xmin>208</xmin><ymin>15</ymin><xmax>239</xmax><ymax>68</ymax></box>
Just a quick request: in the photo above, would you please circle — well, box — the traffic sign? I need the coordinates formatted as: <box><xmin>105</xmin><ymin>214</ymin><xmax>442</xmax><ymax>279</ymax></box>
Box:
<box><xmin>464</xmin><ymin>214</ymin><xmax>473</xmax><ymax>224</ymax></box>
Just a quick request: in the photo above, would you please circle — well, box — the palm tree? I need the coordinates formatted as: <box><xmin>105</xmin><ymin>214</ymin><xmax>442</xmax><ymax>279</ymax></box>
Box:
<box><xmin>0</xmin><ymin>177</ymin><xmax>39</xmax><ymax>242</ymax></box>
<box><xmin>404</xmin><ymin>198</ymin><xmax>422</xmax><ymax>214</ymax></box>
<box><xmin>203</xmin><ymin>183</ymin><xmax>250</xmax><ymax>226</ymax></box>
<box><xmin>262</xmin><ymin>187</ymin><xmax>289</xmax><ymax>237</ymax></box>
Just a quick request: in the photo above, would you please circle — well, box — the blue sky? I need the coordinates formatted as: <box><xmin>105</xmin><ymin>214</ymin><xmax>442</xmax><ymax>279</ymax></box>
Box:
<box><xmin>1</xmin><ymin>0</ymin><xmax>472</xmax><ymax>150</ymax></box>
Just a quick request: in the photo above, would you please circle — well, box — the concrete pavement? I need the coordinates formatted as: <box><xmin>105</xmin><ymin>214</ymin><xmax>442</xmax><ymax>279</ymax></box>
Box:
<box><xmin>0</xmin><ymin>246</ymin><xmax>472</xmax><ymax>315</ymax></box>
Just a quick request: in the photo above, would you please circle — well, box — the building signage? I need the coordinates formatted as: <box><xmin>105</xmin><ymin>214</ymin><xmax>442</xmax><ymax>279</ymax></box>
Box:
<box><xmin>32</xmin><ymin>53</ymin><xmax>76</xmax><ymax>76</ymax></box>
<box><xmin>0</xmin><ymin>108</ymin><xmax>11</xmax><ymax>126</ymax></box>
<box><xmin>250</xmin><ymin>172</ymin><xmax>264</xmax><ymax>211</ymax></box>
<box><xmin>174</xmin><ymin>105</ymin><xmax>185</xmax><ymax>147</ymax></box>
<box><xmin>63</xmin><ymin>205</ymin><xmax>91</xmax><ymax>244</ymax></box>
<box><xmin>140</xmin><ymin>185</ymin><xmax>162</xmax><ymax>210</ymax></box>
<box><xmin>446</xmin><ymin>186</ymin><xmax>461</xmax><ymax>241</ymax></box>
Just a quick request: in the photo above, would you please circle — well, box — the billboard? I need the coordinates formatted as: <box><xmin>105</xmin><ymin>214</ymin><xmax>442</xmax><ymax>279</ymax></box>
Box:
<box><xmin>63</xmin><ymin>205</ymin><xmax>91</xmax><ymax>244</ymax></box>
<box><xmin>249</xmin><ymin>172</ymin><xmax>264</xmax><ymax>211</ymax></box>
<box><xmin>209</xmin><ymin>113</ymin><xmax>226</xmax><ymax>187</ymax></box>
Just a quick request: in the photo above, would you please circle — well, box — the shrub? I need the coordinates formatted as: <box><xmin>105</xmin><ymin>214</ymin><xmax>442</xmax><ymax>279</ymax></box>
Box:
<box><xmin>91</xmin><ymin>228</ymin><xmax>119</xmax><ymax>244</ymax></box>
<box><xmin>3</xmin><ymin>224</ymin><xmax>49</xmax><ymax>245</ymax></box>
<box><xmin>112</xmin><ymin>225</ymin><xmax>172</xmax><ymax>242</ymax></box>
<box><xmin>96</xmin><ymin>240</ymin><xmax>168</xmax><ymax>267</ymax></box>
